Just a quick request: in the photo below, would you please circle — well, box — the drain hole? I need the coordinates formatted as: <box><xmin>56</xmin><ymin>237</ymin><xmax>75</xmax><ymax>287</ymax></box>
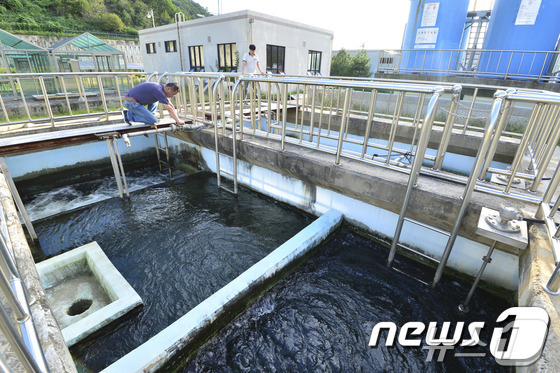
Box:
<box><xmin>66</xmin><ymin>299</ymin><xmax>93</xmax><ymax>316</ymax></box>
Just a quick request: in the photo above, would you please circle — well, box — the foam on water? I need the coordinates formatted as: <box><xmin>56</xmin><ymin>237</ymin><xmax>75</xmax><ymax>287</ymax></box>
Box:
<box><xmin>24</xmin><ymin>170</ymin><xmax>169</xmax><ymax>221</ymax></box>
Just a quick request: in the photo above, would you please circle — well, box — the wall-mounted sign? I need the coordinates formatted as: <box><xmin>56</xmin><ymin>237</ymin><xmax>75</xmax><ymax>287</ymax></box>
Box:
<box><xmin>515</xmin><ymin>0</ymin><xmax>542</xmax><ymax>25</ymax></box>
<box><xmin>421</xmin><ymin>3</ymin><xmax>439</xmax><ymax>27</ymax></box>
<box><xmin>415</xmin><ymin>28</ymin><xmax>439</xmax><ymax>44</ymax></box>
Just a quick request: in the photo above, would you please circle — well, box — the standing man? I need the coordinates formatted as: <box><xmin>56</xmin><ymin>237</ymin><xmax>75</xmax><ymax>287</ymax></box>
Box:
<box><xmin>122</xmin><ymin>82</ymin><xmax>185</xmax><ymax>127</ymax></box>
<box><xmin>241</xmin><ymin>44</ymin><xmax>264</xmax><ymax>98</ymax></box>
<box><xmin>242</xmin><ymin>44</ymin><xmax>265</xmax><ymax>75</ymax></box>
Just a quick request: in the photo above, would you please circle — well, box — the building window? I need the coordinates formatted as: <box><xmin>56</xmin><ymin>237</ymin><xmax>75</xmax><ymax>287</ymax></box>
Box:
<box><xmin>266</xmin><ymin>45</ymin><xmax>285</xmax><ymax>74</ymax></box>
<box><xmin>307</xmin><ymin>50</ymin><xmax>322</xmax><ymax>75</ymax></box>
<box><xmin>165</xmin><ymin>40</ymin><xmax>177</xmax><ymax>53</ymax></box>
<box><xmin>217</xmin><ymin>43</ymin><xmax>237</xmax><ymax>72</ymax></box>
<box><xmin>189</xmin><ymin>45</ymin><xmax>205</xmax><ymax>72</ymax></box>
<box><xmin>146</xmin><ymin>43</ymin><xmax>156</xmax><ymax>54</ymax></box>
<box><xmin>379</xmin><ymin>57</ymin><xmax>394</xmax><ymax>64</ymax></box>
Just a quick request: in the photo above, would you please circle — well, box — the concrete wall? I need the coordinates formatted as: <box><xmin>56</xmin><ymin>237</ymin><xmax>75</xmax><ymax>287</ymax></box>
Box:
<box><xmin>5</xmin><ymin>135</ymin><xmax>156</xmax><ymax>181</ymax></box>
<box><xmin>169</xmin><ymin>130</ymin><xmax>523</xmax><ymax>290</ymax></box>
<box><xmin>139</xmin><ymin>10</ymin><xmax>333</xmax><ymax>75</ymax></box>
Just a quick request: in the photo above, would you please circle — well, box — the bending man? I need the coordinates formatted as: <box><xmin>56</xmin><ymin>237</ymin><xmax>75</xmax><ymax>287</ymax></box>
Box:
<box><xmin>123</xmin><ymin>82</ymin><xmax>184</xmax><ymax>127</ymax></box>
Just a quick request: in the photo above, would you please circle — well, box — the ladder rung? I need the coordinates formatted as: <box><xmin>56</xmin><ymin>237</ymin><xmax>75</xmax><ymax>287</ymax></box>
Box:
<box><xmin>219</xmin><ymin>171</ymin><xmax>234</xmax><ymax>178</ymax></box>
<box><xmin>403</xmin><ymin>217</ymin><xmax>451</xmax><ymax>237</ymax></box>
<box><xmin>219</xmin><ymin>185</ymin><xmax>236</xmax><ymax>194</ymax></box>
<box><xmin>156</xmin><ymin>146</ymin><xmax>167</xmax><ymax>151</ymax></box>
<box><xmin>395</xmin><ymin>242</ymin><xmax>440</xmax><ymax>264</ymax></box>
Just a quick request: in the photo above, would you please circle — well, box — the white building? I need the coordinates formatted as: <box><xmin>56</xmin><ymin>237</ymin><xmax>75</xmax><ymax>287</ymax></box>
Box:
<box><xmin>138</xmin><ymin>10</ymin><xmax>333</xmax><ymax>76</ymax></box>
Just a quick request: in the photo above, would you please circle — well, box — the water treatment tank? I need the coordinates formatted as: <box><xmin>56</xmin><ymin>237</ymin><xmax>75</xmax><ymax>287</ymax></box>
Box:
<box><xmin>400</xmin><ymin>0</ymin><xmax>470</xmax><ymax>74</ymax></box>
<box><xmin>478</xmin><ymin>0</ymin><xmax>560</xmax><ymax>80</ymax></box>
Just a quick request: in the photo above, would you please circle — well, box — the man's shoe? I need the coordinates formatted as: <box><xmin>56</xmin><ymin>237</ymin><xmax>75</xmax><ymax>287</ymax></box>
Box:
<box><xmin>122</xmin><ymin>110</ymin><xmax>132</xmax><ymax>125</ymax></box>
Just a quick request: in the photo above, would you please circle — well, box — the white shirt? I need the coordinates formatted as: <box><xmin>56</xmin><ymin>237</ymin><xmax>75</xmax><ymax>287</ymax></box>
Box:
<box><xmin>242</xmin><ymin>52</ymin><xmax>260</xmax><ymax>74</ymax></box>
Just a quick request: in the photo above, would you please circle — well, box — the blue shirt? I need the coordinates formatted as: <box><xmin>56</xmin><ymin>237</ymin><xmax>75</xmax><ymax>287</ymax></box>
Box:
<box><xmin>126</xmin><ymin>82</ymin><xmax>169</xmax><ymax>106</ymax></box>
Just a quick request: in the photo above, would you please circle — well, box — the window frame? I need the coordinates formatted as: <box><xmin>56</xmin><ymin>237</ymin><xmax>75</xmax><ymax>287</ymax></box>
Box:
<box><xmin>307</xmin><ymin>50</ymin><xmax>322</xmax><ymax>75</ymax></box>
<box><xmin>165</xmin><ymin>40</ymin><xmax>177</xmax><ymax>53</ymax></box>
<box><xmin>217</xmin><ymin>43</ymin><xmax>237</xmax><ymax>72</ymax></box>
<box><xmin>266</xmin><ymin>44</ymin><xmax>286</xmax><ymax>74</ymax></box>
<box><xmin>146</xmin><ymin>43</ymin><xmax>156</xmax><ymax>54</ymax></box>
<box><xmin>188</xmin><ymin>45</ymin><xmax>205</xmax><ymax>72</ymax></box>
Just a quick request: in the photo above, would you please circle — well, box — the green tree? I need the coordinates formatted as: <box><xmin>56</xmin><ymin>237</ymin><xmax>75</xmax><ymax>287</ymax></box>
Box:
<box><xmin>330</xmin><ymin>49</ymin><xmax>352</xmax><ymax>77</ymax></box>
<box><xmin>351</xmin><ymin>49</ymin><xmax>372</xmax><ymax>77</ymax></box>
<box><xmin>330</xmin><ymin>48</ymin><xmax>372</xmax><ymax>78</ymax></box>
<box><xmin>98</xmin><ymin>13</ymin><xmax>125</xmax><ymax>32</ymax></box>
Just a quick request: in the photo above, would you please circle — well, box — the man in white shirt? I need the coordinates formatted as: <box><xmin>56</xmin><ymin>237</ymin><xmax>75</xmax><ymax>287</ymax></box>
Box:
<box><xmin>241</xmin><ymin>44</ymin><xmax>264</xmax><ymax>98</ymax></box>
<box><xmin>242</xmin><ymin>44</ymin><xmax>264</xmax><ymax>75</ymax></box>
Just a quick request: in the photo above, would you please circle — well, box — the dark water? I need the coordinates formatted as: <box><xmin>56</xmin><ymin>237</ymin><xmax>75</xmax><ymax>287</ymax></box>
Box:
<box><xmin>26</xmin><ymin>168</ymin><xmax>513</xmax><ymax>372</ymax></box>
<box><xmin>26</xmin><ymin>170</ymin><xmax>313</xmax><ymax>371</ymax></box>
<box><xmin>181</xmin><ymin>228</ymin><xmax>514</xmax><ymax>373</ymax></box>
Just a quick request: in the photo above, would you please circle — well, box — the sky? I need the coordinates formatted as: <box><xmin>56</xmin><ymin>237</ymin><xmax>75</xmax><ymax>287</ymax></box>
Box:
<box><xmin>195</xmin><ymin>0</ymin><xmax>495</xmax><ymax>51</ymax></box>
<box><xmin>196</xmin><ymin>0</ymin><xmax>411</xmax><ymax>50</ymax></box>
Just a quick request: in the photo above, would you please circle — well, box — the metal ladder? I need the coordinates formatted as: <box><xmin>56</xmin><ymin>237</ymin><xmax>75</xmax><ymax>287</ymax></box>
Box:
<box><xmin>213</xmin><ymin>78</ymin><xmax>239</xmax><ymax>195</ymax></box>
<box><xmin>154</xmin><ymin>132</ymin><xmax>176</xmax><ymax>178</ymax></box>
<box><xmin>387</xmin><ymin>90</ymin><xmax>509</xmax><ymax>288</ymax></box>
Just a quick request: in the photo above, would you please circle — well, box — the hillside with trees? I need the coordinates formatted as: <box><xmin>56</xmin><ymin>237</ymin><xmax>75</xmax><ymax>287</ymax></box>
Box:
<box><xmin>0</xmin><ymin>0</ymin><xmax>211</xmax><ymax>36</ymax></box>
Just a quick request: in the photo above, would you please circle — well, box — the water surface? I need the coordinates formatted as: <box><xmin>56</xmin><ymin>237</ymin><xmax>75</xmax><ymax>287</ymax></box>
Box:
<box><xmin>181</xmin><ymin>227</ymin><xmax>513</xmax><ymax>373</ymax></box>
<box><xmin>26</xmin><ymin>170</ymin><xmax>313</xmax><ymax>370</ymax></box>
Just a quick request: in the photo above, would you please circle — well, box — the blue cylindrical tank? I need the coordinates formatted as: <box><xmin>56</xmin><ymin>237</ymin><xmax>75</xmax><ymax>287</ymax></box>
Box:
<box><xmin>478</xmin><ymin>0</ymin><xmax>560</xmax><ymax>80</ymax></box>
<box><xmin>400</xmin><ymin>0</ymin><xmax>470</xmax><ymax>75</ymax></box>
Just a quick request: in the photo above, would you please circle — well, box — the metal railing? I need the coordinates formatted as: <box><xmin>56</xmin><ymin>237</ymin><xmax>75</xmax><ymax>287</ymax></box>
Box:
<box><xmin>367</xmin><ymin>48</ymin><xmax>560</xmax><ymax>83</ymax></box>
<box><xmin>0</xmin><ymin>72</ymin><xmax>153</xmax><ymax>128</ymax></box>
<box><xmin>2</xmin><ymin>71</ymin><xmax>560</xmax><ymax>366</ymax></box>
<box><xmin>1</xmin><ymin>70</ymin><xmax>556</xmax><ymax>210</ymax></box>
<box><xmin>152</xmin><ymin>72</ymin><xmax>560</xmax><ymax>203</ymax></box>
<box><xmin>0</xmin><ymin>174</ymin><xmax>49</xmax><ymax>372</ymax></box>
<box><xmin>154</xmin><ymin>72</ymin><xmax>560</xmax><ymax>285</ymax></box>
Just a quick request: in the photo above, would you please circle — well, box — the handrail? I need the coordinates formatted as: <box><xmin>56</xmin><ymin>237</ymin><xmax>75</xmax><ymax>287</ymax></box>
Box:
<box><xmin>387</xmin><ymin>87</ymin><xmax>444</xmax><ymax>266</ymax></box>
<box><xmin>432</xmin><ymin>91</ymin><xmax>506</xmax><ymax>287</ymax></box>
<box><xmin>0</xmin><ymin>188</ymin><xmax>49</xmax><ymax>372</ymax></box>
<box><xmin>359</xmin><ymin>48</ymin><xmax>560</xmax><ymax>81</ymax></box>
<box><xmin>160</xmin><ymin>72</ymin><xmax>559</xmax><ymax>202</ymax></box>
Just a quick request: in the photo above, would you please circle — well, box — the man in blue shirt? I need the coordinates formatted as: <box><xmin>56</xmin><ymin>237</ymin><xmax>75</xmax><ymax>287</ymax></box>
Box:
<box><xmin>123</xmin><ymin>82</ymin><xmax>185</xmax><ymax>127</ymax></box>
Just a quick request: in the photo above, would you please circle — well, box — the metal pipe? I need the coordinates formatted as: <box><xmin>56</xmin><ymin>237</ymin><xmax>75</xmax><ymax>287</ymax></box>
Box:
<box><xmin>529</xmin><ymin>106</ymin><xmax>560</xmax><ymax>192</ymax></box>
<box><xmin>462</xmin><ymin>88</ymin><xmax>479</xmax><ymax>134</ymax></box>
<box><xmin>432</xmin><ymin>92</ymin><xmax>506</xmax><ymax>287</ymax></box>
<box><xmin>360</xmin><ymin>89</ymin><xmax>377</xmax><ymax>158</ymax></box>
<box><xmin>106</xmin><ymin>139</ymin><xmax>124</xmax><ymax>199</ymax></box>
<box><xmin>335</xmin><ymin>88</ymin><xmax>351</xmax><ymax>165</ymax></box>
<box><xmin>458</xmin><ymin>241</ymin><xmax>497</xmax><ymax>313</ymax></box>
<box><xmin>309</xmin><ymin>85</ymin><xmax>317</xmax><ymax>143</ymax></box>
<box><xmin>433</xmin><ymin>85</ymin><xmax>461</xmax><ymax>171</ymax></box>
<box><xmin>281</xmin><ymin>84</ymin><xmax>288</xmax><ymax>151</ymax></box>
<box><xmin>112</xmin><ymin>139</ymin><xmax>129</xmax><ymax>197</ymax></box>
<box><xmin>15</xmin><ymin>77</ymin><xmax>32</xmax><ymax>121</ymax></box>
<box><xmin>385</xmin><ymin>91</ymin><xmax>405</xmax><ymax>165</ymax></box>
<box><xmin>37</xmin><ymin>77</ymin><xmax>54</xmax><ymax>127</ymax></box>
<box><xmin>0</xmin><ymin>234</ymin><xmax>48</xmax><ymax>372</ymax></box>
<box><xmin>0</xmin><ymin>159</ymin><xmax>37</xmax><ymax>240</ymax></box>
<box><xmin>0</xmin><ymin>300</ymin><xmax>45</xmax><ymax>373</ymax></box>
<box><xmin>479</xmin><ymin>95</ymin><xmax>515</xmax><ymax>181</ymax></box>
<box><xmin>387</xmin><ymin>88</ymin><xmax>443</xmax><ymax>267</ymax></box>
<box><xmin>97</xmin><ymin>75</ymin><xmax>110</xmax><ymax>121</ymax></box>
